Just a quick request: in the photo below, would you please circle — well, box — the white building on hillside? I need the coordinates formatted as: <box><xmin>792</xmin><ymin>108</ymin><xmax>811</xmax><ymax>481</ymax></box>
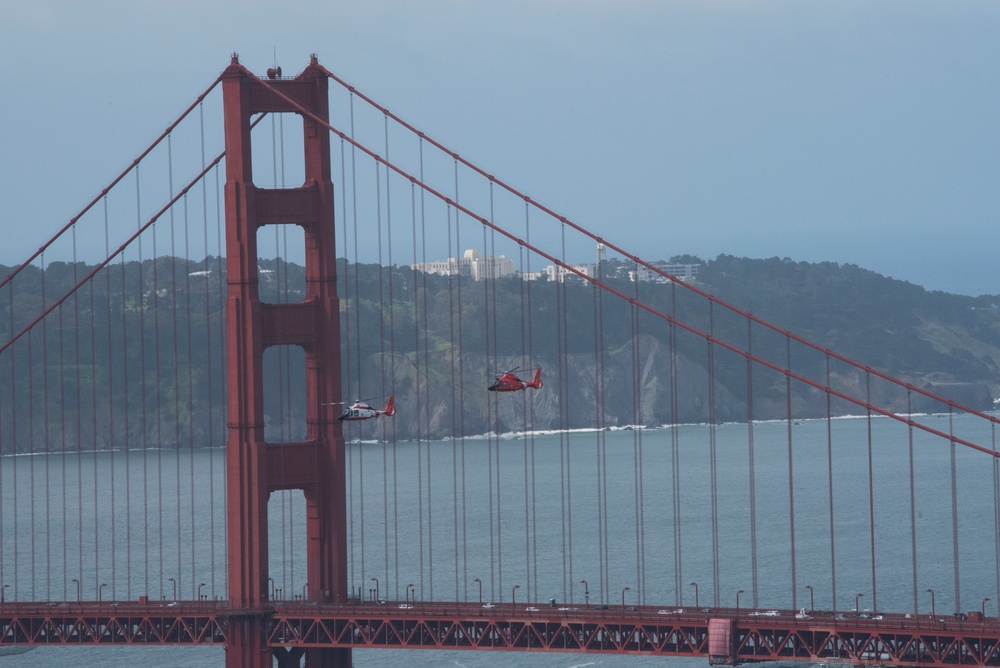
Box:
<box><xmin>411</xmin><ymin>249</ymin><xmax>516</xmax><ymax>281</ymax></box>
<box><xmin>629</xmin><ymin>261</ymin><xmax>700</xmax><ymax>283</ymax></box>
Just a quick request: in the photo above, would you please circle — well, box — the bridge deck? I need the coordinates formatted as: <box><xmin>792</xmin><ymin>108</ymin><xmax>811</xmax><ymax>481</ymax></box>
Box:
<box><xmin>1</xmin><ymin>601</ymin><xmax>998</xmax><ymax>666</ymax></box>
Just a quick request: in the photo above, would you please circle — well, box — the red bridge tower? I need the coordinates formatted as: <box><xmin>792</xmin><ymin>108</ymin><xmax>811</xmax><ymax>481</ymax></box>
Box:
<box><xmin>222</xmin><ymin>55</ymin><xmax>349</xmax><ymax>668</ymax></box>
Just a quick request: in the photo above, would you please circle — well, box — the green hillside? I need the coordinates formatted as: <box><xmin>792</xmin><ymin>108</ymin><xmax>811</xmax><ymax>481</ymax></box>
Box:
<box><xmin>1</xmin><ymin>254</ymin><xmax>997</xmax><ymax>451</ymax></box>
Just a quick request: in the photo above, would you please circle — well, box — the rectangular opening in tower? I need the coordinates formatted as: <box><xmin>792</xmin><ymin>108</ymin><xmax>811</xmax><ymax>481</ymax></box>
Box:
<box><xmin>257</xmin><ymin>224</ymin><xmax>306</xmax><ymax>303</ymax></box>
<box><xmin>251</xmin><ymin>113</ymin><xmax>305</xmax><ymax>189</ymax></box>
<box><xmin>267</xmin><ymin>488</ymin><xmax>307</xmax><ymax>603</ymax></box>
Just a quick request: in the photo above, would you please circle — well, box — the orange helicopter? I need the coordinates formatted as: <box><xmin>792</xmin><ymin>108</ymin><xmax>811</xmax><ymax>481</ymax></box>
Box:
<box><xmin>488</xmin><ymin>368</ymin><xmax>543</xmax><ymax>392</ymax></box>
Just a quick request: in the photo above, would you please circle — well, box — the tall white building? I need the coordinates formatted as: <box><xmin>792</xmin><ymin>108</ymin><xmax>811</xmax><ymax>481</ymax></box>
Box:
<box><xmin>411</xmin><ymin>249</ymin><xmax>515</xmax><ymax>281</ymax></box>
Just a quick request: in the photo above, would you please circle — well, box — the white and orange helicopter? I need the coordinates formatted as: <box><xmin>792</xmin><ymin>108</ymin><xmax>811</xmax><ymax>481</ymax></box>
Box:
<box><xmin>335</xmin><ymin>395</ymin><xmax>396</xmax><ymax>422</ymax></box>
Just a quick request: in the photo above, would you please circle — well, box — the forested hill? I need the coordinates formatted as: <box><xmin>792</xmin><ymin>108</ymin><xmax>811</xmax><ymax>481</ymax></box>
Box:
<box><xmin>696</xmin><ymin>255</ymin><xmax>1000</xmax><ymax>395</ymax></box>
<box><xmin>1</xmin><ymin>254</ymin><xmax>998</xmax><ymax>450</ymax></box>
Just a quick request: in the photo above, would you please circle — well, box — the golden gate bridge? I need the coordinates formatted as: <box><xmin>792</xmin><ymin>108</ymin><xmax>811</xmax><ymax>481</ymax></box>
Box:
<box><xmin>0</xmin><ymin>54</ymin><xmax>999</xmax><ymax>667</ymax></box>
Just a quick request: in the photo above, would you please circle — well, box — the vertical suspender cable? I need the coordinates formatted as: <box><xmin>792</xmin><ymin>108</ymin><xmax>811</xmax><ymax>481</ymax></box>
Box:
<box><xmin>384</xmin><ymin>120</ymin><xmax>402</xmax><ymax>601</ymax></box>
<box><xmin>446</xmin><ymin>189</ymin><xmax>458</xmax><ymax>601</ymax></box>
<box><xmin>425</xmin><ymin>230</ymin><xmax>439</xmax><ymax>602</ymax></box>
<box><xmin>591</xmin><ymin>282</ymin><xmax>604</xmax><ymax>601</ymax></box>
<box><xmin>597</xmin><ymin>271</ymin><xmax>610</xmax><ymax>602</ymax></box>
<box><xmin>786</xmin><ymin>336</ymin><xmax>797</xmax><ymax>609</ymax></box>
<box><xmin>409</xmin><ymin>180</ymin><xmax>421</xmax><ymax>598</ymax></box>
<box><xmin>89</xmin><ymin>227</ymin><xmax>101</xmax><ymax>594</ymax></box>
<box><xmin>183</xmin><ymin>193</ymin><xmax>196</xmax><ymax>594</ymax></box>
<box><xmin>152</xmin><ymin>171</ymin><xmax>165</xmax><ymax>598</ymax></box>
<box><xmin>122</xmin><ymin>250</ymin><xmax>134</xmax><ymax>597</ymax></box>
<box><xmin>77</xmin><ymin>237</ymin><xmax>89</xmax><ymax>593</ymax></box>
<box><xmin>418</xmin><ymin>139</ymin><xmax>431</xmax><ymax>599</ymax></box>
<box><xmin>41</xmin><ymin>252</ymin><xmax>51</xmax><ymax>601</ymax></box>
<box><xmin>707</xmin><ymin>302</ymin><xmax>720</xmax><ymax>607</ymax></box>
<box><xmin>522</xmin><ymin>202</ymin><xmax>534</xmax><ymax>602</ymax></box>
<box><xmin>451</xmin><ymin>162</ymin><xmax>463</xmax><ymax>601</ymax></box>
<box><xmin>74</xmin><ymin>227</ymin><xmax>85</xmax><ymax>594</ymax></box>
<box><xmin>708</xmin><ymin>303</ymin><xmax>720</xmax><ymax>605</ymax></box>
<box><xmin>457</xmin><ymin>161</ymin><xmax>471</xmax><ymax>599</ymax></box>
<box><xmin>556</xmin><ymin>223</ymin><xmax>570</xmax><ymax>602</ymax></box>
<box><xmin>950</xmin><ymin>407</ymin><xmax>961</xmax><ymax>612</ymax></box>
<box><xmin>168</xmin><ymin>146</ymin><xmax>184</xmax><ymax>594</ymax></box>
<box><xmin>58</xmin><ymin>260</ymin><xmax>67</xmax><ymax>598</ymax></box>
<box><xmin>866</xmin><ymin>372</ymin><xmax>877</xmax><ymax>612</ymax></box>
<box><xmin>27</xmin><ymin>288</ymin><xmax>35</xmax><ymax>600</ymax></box>
<box><xmin>993</xmin><ymin>422</ymin><xmax>999</xmax><ymax>610</ymax></box>
<box><xmin>630</xmin><ymin>270</ymin><xmax>644</xmax><ymax>603</ymax></box>
<box><xmin>457</xmin><ymin>178</ymin><xmax>471</xmax><ymax>603</ymax></box>
<box><xmin>907</xmin><ymin>390</ymin><xmax>918</xmax><ymax>615</ymax></box>
<box><xmin>390</xmin><ymin>167</ymin><xmax>402</xmax><ymax>600</ymax></box>
<box><xmin>4</xmin><ymin>282</ymin><xmax>12</xmax><ymax>596</ymax></box>
<box><xmin>826</xmin><ymin>354</ymin><xmax>837</xmax><ymax>611</ymax></box>
<box><xmin>525</xmin><ymin>213</ymin><xmax>538</xmax><ymax>601</ymax></box>
<box><xmin>488</xmin><ymin>214</ymin><xmax>501</xmax><ymax>604</ymax></box>
<box><xmin>136</xmin><ymin>167</ymin><xmax>150</xmax><ymax>597</ymax></box>
<box><xmin>746</xmin><ymin>319</ymin><xmax>758</xmax><ymax>608</ymax></box>
<box><xmin>104</xmin><ymin>202</ymin><xmax>116</xmax><ymax>599</ymax></box>
<box><xmin>670</xmin><ymin>283</ymin><xmax>682</xmax><ymax>603</ymax></box>
<box><xmin>479</xmin><ymin>190</ymin><xmax>494</xmax><ymax>603</ymax></box>
<box><xmin>379</xmin><ymin>117</ymin><xmax>392</xmax><ymax>600</ymax></box>
<box><xmin>482</xmin><ymin>197</ymin><xmax>494</xmax><ymax>602</ymax></box>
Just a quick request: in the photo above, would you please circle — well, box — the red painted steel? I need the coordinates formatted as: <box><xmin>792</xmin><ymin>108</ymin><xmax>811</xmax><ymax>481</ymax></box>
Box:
<box><xmin>263</xmin><ymin>604</ymin><xmax>1000</xmax><ymax>667</ymax></box>
<box><xmin>222</xmin><ymin>54</ymin><xmax>349</xmax><ymax>668</ymax></box>
<box><xmin>2</xmin><ymin>601</ymin><xmax>1000</xmax><ymax>668</ymax></box>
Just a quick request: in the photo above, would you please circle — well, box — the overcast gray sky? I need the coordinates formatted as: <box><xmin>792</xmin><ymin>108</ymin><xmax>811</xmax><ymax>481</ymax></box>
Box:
<box><xmin>2</xmin><ymin>1</ymin><xmax>998</xmax><ymax>295</ymax></box>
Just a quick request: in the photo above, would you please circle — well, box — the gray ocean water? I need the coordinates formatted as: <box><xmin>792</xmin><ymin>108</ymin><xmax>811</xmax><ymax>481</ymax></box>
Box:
<box><xmin>2</xmin><ymin>412</ymin><xmax>998</xmax><ymax>667</ymax></box>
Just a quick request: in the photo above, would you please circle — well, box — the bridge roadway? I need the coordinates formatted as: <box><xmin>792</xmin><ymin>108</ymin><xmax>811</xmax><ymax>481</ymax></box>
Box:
<box><xmin>2</xmin><ymin>598</ymin><xmax>1000</xmax><ymax>666</ymax></box>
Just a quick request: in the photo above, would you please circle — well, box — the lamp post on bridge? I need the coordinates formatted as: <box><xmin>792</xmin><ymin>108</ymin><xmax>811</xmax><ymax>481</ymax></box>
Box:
<box><xmin>71</xmin><ymin>578</ymin><xmax>81</xmax><ymax>602</ymax></box>
<box><xmin>855</xmin><ymin>593</ymin><xmax>864</xmax><ymax>617</ymax></box>
<box><xmin>736</xmin><ymin>589</ymin><xmax>745</xmax><ymax>615</ymax></box>
<box><xmin>1</xmin><ymin>584</ymin><xmax>8</xmax><ymax>603</ymax></box>
<box><xmin>925</xmin><ymin>589</ymin><xmax>935</xmax><ymax>618</ymax></box>
<box><xmin>690</xmin><ymin>582</ymin><xmax>699</xmax><ymax>610</ymax></box>
<box><xmin>579</xmin><ymin>580</ymin><xmax>589</xmax><ymax>608</ymax></box>
<box><xmin>98</xmin><ymin>583</ymin><xmax>107</xmax><ymax>602</ymax></box>
<box><xmin>621</xmin><ymin>586</ymin><xmax>631</xmax><ymax>610</ymax></box>
<box><xmin>168</xmin><ymin>577</ymin><xmax>176</xmax><ymax>601</ymax></box>
<box><xmin>406</xmin><ymin>583</ymin><xmax>415</xmax><ymax>604</ymax></box>
<box><xmin>512</xmin><ymin>584</ymin><xmax>520</xmax><ymax>611</ymax></box>
<box><xmin>370</xmin><ymin>577</ymin><xmax>379</xmax><ymax>603</ymax></box>
<box><xmin>199</xmin><ymin>583</ymin><xmax>206</xmax><ymax>601</ymax></box>
<box><xmin>805</xmin><ymin>584</ymin><xmax>814</xmax><ymax>612</ymax></box>
<box><xmin>983</xmin><ymin>598</ymin><xmax>991</xmax><ymax>619</ymax></box>
<box><xmin>473</xmin><ymin>578</ymin><xmax>482</xmax><ymax>604</ymax></box>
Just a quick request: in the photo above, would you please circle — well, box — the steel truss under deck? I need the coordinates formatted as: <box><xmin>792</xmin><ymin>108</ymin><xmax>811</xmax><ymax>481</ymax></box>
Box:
<box><xmin>4</xmin><ymin>602</ymin><xmax>1000</xmax><ymax>668</ymax></box>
